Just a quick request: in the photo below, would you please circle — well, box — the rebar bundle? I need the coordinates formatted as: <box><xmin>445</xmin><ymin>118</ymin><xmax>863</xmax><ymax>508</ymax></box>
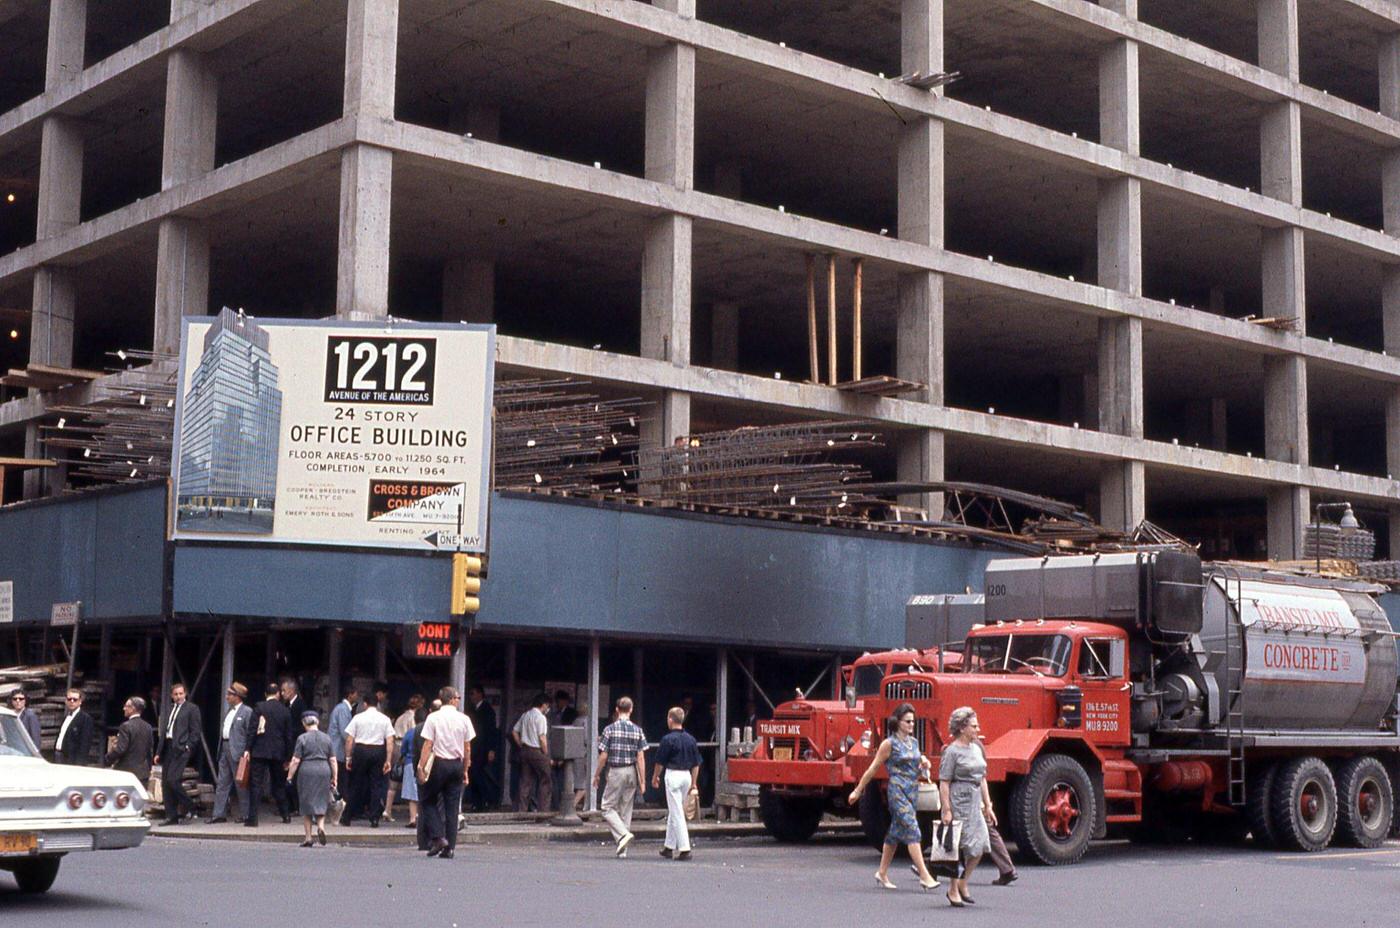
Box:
<box><xmin>493</xmin><ymin>379</ymin><xmax>646</xmax><ymax>493</ymax></box>
<box><xmin>40</xmin><ymin>350</ymin><xmax>178</xmax><ymax>488</ymax></box>
<box><xmin>635</xmin><ymin>421</ymin><xmax>880</xmax><ymax>513</ymax></box>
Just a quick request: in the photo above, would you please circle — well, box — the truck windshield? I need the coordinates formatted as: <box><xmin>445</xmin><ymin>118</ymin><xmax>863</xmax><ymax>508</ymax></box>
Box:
<box><xmin>851</xmin><ymin>664</ymin><xmax>889</xmax><ymax>697</ymax></box>
<box><xmin>0</xmin><ymin>714</ymin><xmax>40</xmax><ymax>758</ymax></box>
<box><xmin>964</xmin><ymin>634</ymin><xmax>1073</xmax><ymax>676</ymax></box>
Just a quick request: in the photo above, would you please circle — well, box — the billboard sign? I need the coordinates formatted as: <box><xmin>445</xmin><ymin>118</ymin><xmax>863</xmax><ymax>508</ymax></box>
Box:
<box><xmin>170</xmin><ymin>311</ymin><xmax>495</xmax><ymax>551</ymax></box>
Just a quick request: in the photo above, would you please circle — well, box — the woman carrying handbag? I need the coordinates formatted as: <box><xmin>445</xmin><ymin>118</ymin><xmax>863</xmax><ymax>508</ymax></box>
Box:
<box><xmin>938</xmin><ymin>706</ymin><xmax>994</xmax><ymax>907</ymax></box>
<box><xmin>848</xmin><ymin>702</ymin><xmax>940</xmax><ymax>892</ymax></box>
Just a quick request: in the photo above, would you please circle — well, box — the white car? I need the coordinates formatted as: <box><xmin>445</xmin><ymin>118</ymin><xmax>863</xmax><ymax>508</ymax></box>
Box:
<box><xmin>0</xmin><ymin>706</ymin><xmax>150</xmax><ymax>893</ymax></box>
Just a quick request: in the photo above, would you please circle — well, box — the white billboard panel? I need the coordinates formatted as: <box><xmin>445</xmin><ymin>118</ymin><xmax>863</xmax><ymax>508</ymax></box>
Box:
<box><xmin>170</xmin><ymin>312</ymin><xmax>494</xmax><ymax>551</ymax></box>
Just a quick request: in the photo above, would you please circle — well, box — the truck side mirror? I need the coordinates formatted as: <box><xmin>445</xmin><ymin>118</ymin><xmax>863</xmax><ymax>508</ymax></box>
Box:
<box><xmin>845</xmin><ymin>686</ymin><xmax>857</xmax><ymax>709</ymax></box>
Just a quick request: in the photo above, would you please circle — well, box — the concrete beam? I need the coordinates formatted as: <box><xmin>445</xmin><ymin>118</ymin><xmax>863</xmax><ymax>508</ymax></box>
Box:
<box><xmin>335</xmin><ymin>144</ymin><xmax>393</xmax><ymax>319</ymax></box>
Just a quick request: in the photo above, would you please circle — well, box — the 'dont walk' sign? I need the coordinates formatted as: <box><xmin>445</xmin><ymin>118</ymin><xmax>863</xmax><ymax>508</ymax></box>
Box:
<box><xmin>169</xmin><ymin>311</ymin><xmax>494</xmax><ymax>552</ymax></box>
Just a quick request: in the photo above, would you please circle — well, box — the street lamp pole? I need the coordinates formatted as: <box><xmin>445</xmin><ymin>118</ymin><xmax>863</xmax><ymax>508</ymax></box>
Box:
<box><xmin>1312</xmin><ymin>501</ymin><xmax>1359</xmax><ymax>572</ymax></box>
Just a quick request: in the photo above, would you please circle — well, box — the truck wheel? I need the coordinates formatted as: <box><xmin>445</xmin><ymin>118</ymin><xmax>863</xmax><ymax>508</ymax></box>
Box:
<box><xmin>1246</xmin><ymin>761</ymin><xmax>1279</xmax><ymax>847</ymax></box>
<box><xmin>1270</xmin><ymin>756</ymin><xmax>1337</xmax><ymax>852</ymax></box>
<box><xmin>9</xmin><ymin>857</ymin><xmax>60</xmax><ymax>894</ymax></box>
<box><xmin>758</xmin><ymin>788</ymin><xmax>824</xmax><ymax>843</ymax></box>
<box><xmin>1334</xmin><ymin>756</ymin><xmax>1393</xmax><ymax>848</ymax></box>
<box><xmin>1008</xmin><ymin>754</ymin><xmax>1097</xmax><ymax>866</ymax></box>
<box><xmin>858</xmin><ymin>784</ymin><xmax>890</xmax><ymax>850</ymax></box>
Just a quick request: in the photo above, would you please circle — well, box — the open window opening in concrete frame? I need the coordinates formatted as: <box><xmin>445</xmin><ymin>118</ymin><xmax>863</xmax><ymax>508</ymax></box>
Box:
<box><xmin>77</xmin><ymin>82</ymin><xmax>166</xmax><ymax>223</ymax></box>
<box><xmin>1141</xmin><ymin>326</ymin><xmax>1266</xmax><ymax>460</ymax></box>
<box><xmin>82</xmin><ymin>0</ymin><xmax>169</xmax><ymax>72</ymax></box>
<box><xmin>1141</xmin><ymin>188</ymin><xmax>1263</xmax><ymax>321</ymax></box>
<box><xmin>1136</xmin><ymin>0</ymin><xmax>1260</xmax><ymax>66</ymax></box>
<box><xmin>1305</xmin><ymin>236</ymin><xmax>1384</xmax><ymax>352</ymax></box>
<box><xmin>1298</xmin><ymin>0</ymin><xmax>1382</xmax><ymax>112</ymax></box>
<box><xmin>1145</xmin><ymin>466</ymin><xmax>1270</xmax><ymax>561</ymax></box>
<box><xmin>0</xmin><ymin>141</ymin><xmax>40</xmax><ymax>257</ymax></box>
<box><xmin>1306</xmin><ymin>362</ymin><xmax>1389</xmax><ymax>480</ymax></box>
<box><xmin>1300</xmin><ymin>116</ymin><xmax>1385</xmax><ymax>232</ymax></box>
<box><xmin>943</xmin><ymin>434</ymin><xmax>1101</xmax><ymax>523</ymax></box>
<box><xmin>0</xmin><ymin>2</ymin><xmax>48</xmax><ymax>114</ymax></box>
<box><xmin>944</xmin><ymin>0</ymin><xmax>1102</xmax><ymax>144</ymax></box>
<box><xmin>395</xmin><ymin>0</ymin><xmax>648</xmax><ymax>180</ymax></box>
<box><xmin>693</xmin><ymin>0</ymin><xmax>902</xmax><ymax>78</ymax></box>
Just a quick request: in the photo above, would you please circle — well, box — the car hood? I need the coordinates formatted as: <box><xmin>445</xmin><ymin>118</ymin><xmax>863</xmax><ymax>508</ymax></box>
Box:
<box><xmin>0</xmin><ymin>756</ymin><xmax>147</xmax><ymax>796</ymax></box>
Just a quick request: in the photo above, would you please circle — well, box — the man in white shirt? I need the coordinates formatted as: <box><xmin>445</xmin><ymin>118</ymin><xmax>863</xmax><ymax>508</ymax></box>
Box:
<box><xmin>341</xmin><ymin>702</ymin><xmax>396</xmax><ymax>827</ymax></box>
<box><xmin>55</xmin><ymin>689</ymin><xmax>95</xmax><ymax>766</ymax></box>
<box><xmin>511</xmin><ymin>693</ymin><xmax>552</xmax><ymax>812</ymax></box>
<box><xmin>209</xmin><ymin>683</ymin><xmax>253</xmax><ymax>824</ymax></box>
<box><xmin>418</xmin><ymin>686</ymin><xmax>475</xmax><ymax>859</ymax></box>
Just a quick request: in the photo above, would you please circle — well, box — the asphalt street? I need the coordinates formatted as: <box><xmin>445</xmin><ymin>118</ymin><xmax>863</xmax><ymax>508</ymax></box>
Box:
<box><xmin>3</xmin><ymin>834</ymin><xmax>1398</xmax><ymax>928</ymax></box>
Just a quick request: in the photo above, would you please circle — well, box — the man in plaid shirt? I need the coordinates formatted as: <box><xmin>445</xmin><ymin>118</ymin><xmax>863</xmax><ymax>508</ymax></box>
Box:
<box><xmin>592</xmin><ymin>696</ymin><xmax>648</xmax><ymax>857</ymax></box>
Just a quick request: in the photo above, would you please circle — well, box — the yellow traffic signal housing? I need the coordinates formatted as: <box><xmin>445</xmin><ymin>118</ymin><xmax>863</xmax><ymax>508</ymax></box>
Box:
<box><xmin>451</xmin><ymin>553</ymin><xmax>484</xmax><ymax>615</ymax></box>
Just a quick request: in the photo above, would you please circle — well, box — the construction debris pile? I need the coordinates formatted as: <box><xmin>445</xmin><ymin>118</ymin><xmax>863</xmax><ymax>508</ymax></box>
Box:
<box><xmin>0</xmin><ymin>664</ymin><xmax>104</xmax><ymax>760</ymax></box>
<box><xmin>634</xmin><ymin>421</ymin><xmax>881</xmax><ymax>514</ymax></box>
<box><xmin>39</xmin><ymin>349</ymin><xmax>177</xmax><ymax>489</ymax></box>
<box><xmin>493</xmin><ymin>379</ymin><xmax>645</xmax><ymax>493</ymax></box>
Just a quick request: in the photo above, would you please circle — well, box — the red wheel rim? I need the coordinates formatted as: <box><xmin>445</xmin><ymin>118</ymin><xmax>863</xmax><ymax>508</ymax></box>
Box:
<box><xmin>1042</xmin><ymin>783</ymin><xmax>1081</xmax><ymax>839</ymax></box>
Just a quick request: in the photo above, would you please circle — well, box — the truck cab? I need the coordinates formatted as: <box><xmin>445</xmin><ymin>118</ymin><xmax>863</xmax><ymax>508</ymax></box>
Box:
<box><xmin>728</xmin><ymin>647</ymin><xmax>957</xmax><ymax>843</ymax></box>
<box><xmin>869</xmin><ymin>620</ymin><xmax>1140</xmax><ymax>864</ymax></box>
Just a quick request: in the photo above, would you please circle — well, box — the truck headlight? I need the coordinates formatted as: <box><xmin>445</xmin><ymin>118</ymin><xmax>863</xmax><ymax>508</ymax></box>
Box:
<box><xmin>859</xmin><ymin>731</ymin><xmax>871</xmax><ymax>749</ymax></box>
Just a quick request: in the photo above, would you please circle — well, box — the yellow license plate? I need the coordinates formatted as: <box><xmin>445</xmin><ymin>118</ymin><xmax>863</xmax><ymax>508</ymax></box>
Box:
<box><xmin>772</xmin><ymin>747</ymin><xmax>793</xmax><ymax>761</ymax></box>
<box><xmin>0</xmin><ymin>833</ymin><xmax>37</xmax><ymax>854</ymax></box>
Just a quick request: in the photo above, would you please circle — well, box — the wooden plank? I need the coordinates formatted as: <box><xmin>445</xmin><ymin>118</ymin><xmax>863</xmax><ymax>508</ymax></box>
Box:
<box><xmin>28</xmin><ymin>363</ymin><xmax>103</xmax><ymax>383</ymax></box>
<box><xmin>0</xmin><ymin>457</ymin><xmax>57</xmax><ymax>467</ymax></box>
<box><xmin>835</xmin><ymin>374</ymin><xmax>926</xmax><ymax>397</ymax></box>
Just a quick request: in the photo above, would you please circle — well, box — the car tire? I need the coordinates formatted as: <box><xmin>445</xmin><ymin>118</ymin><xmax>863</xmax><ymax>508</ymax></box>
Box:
<box><xmin>10</xmin><ymin>856</ymin><xmax>60</xmax><ymax>894</ymax></box>
<box><xmin>1333</xmin><ymin>755</ymin><xmax>1393</xmax><ymax>849</ymax></box>
<box><xmin>1270</xmin><ymin>756</ymin><xmax>1337</xmax><ymax>852</ymax></box>
<box><xmin>858</xmin><ymin>782</ymin><xmax>890</xmax><ymax>851</ymax></box>
<box><xmin>1008</xmin><ymin>753</ymin><xmax>1097</xmax><ymax>866</ymax></box>
<box><xmin>758</xmin><ymin>787</ymin><xmax>824</xmax><ymax>843</ymax></box>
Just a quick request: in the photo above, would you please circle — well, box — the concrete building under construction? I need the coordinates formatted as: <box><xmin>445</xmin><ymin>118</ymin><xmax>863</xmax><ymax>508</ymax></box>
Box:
<box><xmin>3</xmin><ymin>0</ymin><xmax>1400</xmax><ymax>802</ymax></box>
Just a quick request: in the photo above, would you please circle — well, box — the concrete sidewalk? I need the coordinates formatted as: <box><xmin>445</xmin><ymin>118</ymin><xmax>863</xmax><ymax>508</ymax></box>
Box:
<box><xmin>149</xmin><ymin>810</ymin><xmax>862</xmax><ymax>847</ymax></box>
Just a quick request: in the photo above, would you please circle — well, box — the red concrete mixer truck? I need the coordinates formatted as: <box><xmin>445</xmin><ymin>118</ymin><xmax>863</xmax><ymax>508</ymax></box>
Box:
<box><xmin>863</xmin><ymin>551</ymin><xmax>1400</xmax><ymax>864</ymax></box>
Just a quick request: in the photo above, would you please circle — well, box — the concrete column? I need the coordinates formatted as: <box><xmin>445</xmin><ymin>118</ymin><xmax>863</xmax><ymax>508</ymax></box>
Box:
<box><xmin>715</xmin><ymin>647</ymin><xmax>728</xmax><ymax>788</ymax></box>
<box><xmin>711</xmin><ymin>301</ymin><xmax>738</xmax><ymax>370</ymax></box>
<box><xmin>1099</xmin><ymin>41</ymin><xmax>1139</xmax><ymax>156</ymax></box>
<box><xmin>1268</xmin><ymin>485</ymin><xmax>1310</xmax><ymax>560</ymax></box>
<box><xmin>641</xmin><ymin>15</ymin><xmax>695</xmax><ymax>458</ymax></box>
<box><xmin>36</xmin><ymin>117</ymin><xmax>83</xmax><ymax>239</ymax></box>
<box><xmin>1261</xmin><ymin>102</ymin><xmax>1303</xmax><ymax>206</ymax></box>
<box><xmin>502</xmin><ymin>640</ymin><xmax>517</xmax><ymax>807</ymax></box>
<box><xmin>1100</xmin><ymin>459</ymin><xmax>1146</xmax><ymax>532</ymax></box>
<box><xmin>161</xmin><ymin>50</ymin><xmax>217</xmax><ymax>189</ymax></box>
<box><xmin>335</xmin><ymin>145</ymin><xmax>393</xmax><ymax>319</ymax></box>
<box><xmin>1258</xmin><ymin>0</ymin><xmax>1300</xmax><ymax>82</ymax></box>
<box><xmin>45</xmin><ymin>0</ymin><xmax>86</xmax><ymax>89</ymax></box>
<box><xmin>1097</xmin><ymin>178</ymin><xmax>1142</xmax><ymax>295</ymax></box>
<box><xmin>1264</xmin><ymin>356</ymin><xmax>1308</xmax><ymax>466</ymax></box>
<box><xmin>895</xmin><ymin>273</ymin><xmax>944</xmax><ymax>516</ymax></box>
<box><xmin>1097</xmin><ymin>315</ymin><xmax>1144</xmax><ymax>531</ymax></box>
<box><xmin>443</xmin><ymin>256</ymin><xmax>495</xmax><ymax>323</ymax></box>
<box><xmin>220</xmin><ymin>620</ymin><xmax>235</xmax><ymax>697</ymax></box>
<box><xmin>327</xmin><ymin>628</ymin><xmax>342</xmax><ymax>715</ymax></box>
<box><xmin>344</xmin><ymin>0</ymin><xmax>398</xmax><ymax>121</ymax></box>
<box><xmin>153</xmin><ymin>218</ymin><xmax>210</xmax><ymax>354</ymax></box>
<box><xmin>586</xmin><ymin>638</ymin><xmax>600</xmax><ymax>813</ymax></box>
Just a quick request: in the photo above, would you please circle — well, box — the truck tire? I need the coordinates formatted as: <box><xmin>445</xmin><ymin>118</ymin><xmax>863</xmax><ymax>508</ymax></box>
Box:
<box><xmin>858</xmin><ymin>784</ymin><xmax>890</xmax><ymax>850</ymax></box>
<box><xmin>9</xmin><ymin>857</ymin><xmax>60</xmax><ymax>894</ymax></box>
<box><xmin>1333</xmin><ymin>756</ymin><xmax>1393</xmax><ymax>848</ymax></box>
<box><xmin>758</xmin><ymin>787</ymin><xmax>825</xmax><ymax>843</ymax></box>
<box><xmin>1008</xmin><ymin>754</ymin><xmax>1097</xmax><ymax>866</ymax></box>
<box><xmin>1270</xmin><ymin>756</ymin><xmax>1337</xmax><ymax>852</ymax></box>
<box><xmin>1246</xmin><ymin>761</ymin><xmax>1279</xmax><ymax>847</ymax></box>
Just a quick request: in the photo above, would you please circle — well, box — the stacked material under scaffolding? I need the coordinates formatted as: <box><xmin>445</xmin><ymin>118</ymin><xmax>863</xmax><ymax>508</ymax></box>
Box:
<box><xmin>0</xmin><ymin>664</ymin><xmax>104</xmax><ymax>759</ymax></box>
<box><xmin>40</xmin><ymin>350</ymin><xmax>178</xmax><ymax>488</ymax></box>
<box><xmin>1304</xmin><ymin>522</ymin><xmax>1376</xmax><ymax>562</ymax></box>
<box><xmin>634</xmin><ymin>421</ymin><xmax>880</xmax><ymax>513</ymax></box>
<box><xmin>1358</xmin><ymin>561</ymin><xmax>1400</xmax><ymax>582</ymax></box>
<box><xmin>493</xmin><ymin>379</ymin><xmax>645</xmax><ymax>493</ymax></box>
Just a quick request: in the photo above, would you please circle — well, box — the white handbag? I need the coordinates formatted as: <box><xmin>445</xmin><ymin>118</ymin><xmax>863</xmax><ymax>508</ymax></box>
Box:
<box><xmin>927</xmin><ymin>820</ymin><xmax>962</xmax><ymax>863</ymax></box>
<box><xmin>916</xmin><ymin>781</ymin><xmax>941</xmax><ymax>813</ymax></box>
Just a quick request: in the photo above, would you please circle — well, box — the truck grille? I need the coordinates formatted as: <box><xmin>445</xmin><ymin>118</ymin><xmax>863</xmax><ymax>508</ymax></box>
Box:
<box><xmin>915</xmin><ymin>718</ymin><xmax>928</xmax><ymax>753</ymax></box>
<box><xmin>885</xmin><ymin>680</ymin><xmax>932</xmax><ymax>701</ymax></box>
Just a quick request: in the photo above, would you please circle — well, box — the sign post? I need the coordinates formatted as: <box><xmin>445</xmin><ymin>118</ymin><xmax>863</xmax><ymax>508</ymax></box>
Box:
<box><xmin>0</xmin><ymin>581</ymin><xmax>12</xmax><ymax>624</ymax></box>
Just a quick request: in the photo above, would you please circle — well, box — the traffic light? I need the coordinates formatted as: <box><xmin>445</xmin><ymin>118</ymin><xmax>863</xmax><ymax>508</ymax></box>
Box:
<box><xmin>451</xmin><ymin>553</ymin><xmax>483</xmax><ymax>616</ymax></box>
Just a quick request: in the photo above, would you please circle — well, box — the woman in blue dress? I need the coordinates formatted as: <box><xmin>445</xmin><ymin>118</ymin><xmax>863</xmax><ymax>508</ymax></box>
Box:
<box><xmin>849</xmin><ymin>702</ymin><xmax>939</xmax><ymax>891</ymax></box>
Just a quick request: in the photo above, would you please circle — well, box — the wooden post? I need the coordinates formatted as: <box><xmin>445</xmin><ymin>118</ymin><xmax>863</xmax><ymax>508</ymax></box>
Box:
<box><xmin>806</xmin><ymin>255</ymin><xmax>818</xmax><ymax>384</ymax></box>
<box><xmin>826</xmin><ymin>255</ymin><xmax>838</xmax><ymax>386</ymax></box>
<box><xmin>852</xmin><ymin>258</ymin><xmax>863</xmax><ymax>382</ymax></box>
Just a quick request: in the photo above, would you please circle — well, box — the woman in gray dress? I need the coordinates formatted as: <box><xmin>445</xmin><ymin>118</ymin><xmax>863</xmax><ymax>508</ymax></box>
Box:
<box><xmin>287</xmin><ymin>712</ymin><xmax>337</xmax><ymax>847</ymax></box>
<box><xmin>938</xmin><ymin>706</ymin><xmax>994</xmax><ymax>907</ymax></box>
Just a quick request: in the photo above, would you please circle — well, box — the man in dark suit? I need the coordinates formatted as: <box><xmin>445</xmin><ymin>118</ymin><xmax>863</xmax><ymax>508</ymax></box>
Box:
<box><xmin>55</xmin><ymin>688</ymin><xmax>96</xmax><ymax>766</ymax></box>
<box><xmin>105</xmin><ymin>696</ymin><xmax>154</xmax><ymax>780</ymax></box>
<box><xmin>209</xmin><ymin>682</ymin><xmax>253</xmax><ymax>823</ymax></box>
<box><xmin>467</xmin><ymin>684</ymin><xmax>500</xmax><ymax>810</ymax></box>
<box><xmin>280</xmin><ymin>679</ymin><xmax>306</xmax><ymax>815</ymax></box>
<box><xmin>243</xmin><ymin>682</ymin><xmax>293</xmax><ymax>827</ymax></box>
<box><xmin>155</xmin><ymin>682</ymin><xmax>203</xmax><ymax>825</ymax></box>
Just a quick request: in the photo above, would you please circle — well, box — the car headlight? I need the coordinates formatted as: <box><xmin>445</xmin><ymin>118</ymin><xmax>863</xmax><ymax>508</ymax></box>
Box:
<box><xmin>67</xmin><ymin>791</ymin><xmax>84</xmax><ymax>810</ymax></box>
<box><xmin>114</xmin><ymin>791</ymin><xmax>131</xmax><ymax>810</ymax></box>
<box><xmin>91</xmin><ymin>791</ymin><xmax>107</xmax><ymax>809</ymax></box>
